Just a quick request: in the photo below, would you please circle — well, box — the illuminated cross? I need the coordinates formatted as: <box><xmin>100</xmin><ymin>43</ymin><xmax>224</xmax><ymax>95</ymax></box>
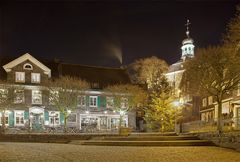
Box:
<box><xmin>185</xmin><ymin>19</ymin><xmax>191</xmax><ymax>37</ymax></box>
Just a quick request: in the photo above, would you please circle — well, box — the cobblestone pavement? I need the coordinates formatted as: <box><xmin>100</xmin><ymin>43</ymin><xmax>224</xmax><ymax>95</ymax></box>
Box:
<box><xmin>0</xmin><ymin>142</ymin><xmax>240</xmax><ymax>162</ymax></box>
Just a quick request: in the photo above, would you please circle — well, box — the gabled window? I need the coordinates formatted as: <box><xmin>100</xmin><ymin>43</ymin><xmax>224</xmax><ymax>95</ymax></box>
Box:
<box><xmin>77</xmin><ymin>95</ymin><xmax>86</xmax><ymax>106</ymax></box>
<box><xmin>32</xmin><ymin>90</ymin><xmax>42</xmax><ymax>104</ymax></box>
<box><xmin>15</xmin><ymin>72</ymin><xmax>25</xmax><ymax>83</ymax></box>
<box><xmin>89</xmin><ymin>96</ymin><xmax>97</xmax><ymax>107</ymax></box>
<box><xmin>31</xmin><ymin>73</ymin><xmax>41</xmax><ymax>83</ymax></box>
<box><xmin>14</xmin><ymin>90</ymin><xmax>24</xmax><ymax>104</ymax></box>
<box><xmin>106</xmin><ymin>97</ymin><xmax>114</xmax><ymax>108</ymax></box>
<box><xmin>23</xmin><ymin>63</ymin><xmax>33</xmax><ymax>70</ymax></box>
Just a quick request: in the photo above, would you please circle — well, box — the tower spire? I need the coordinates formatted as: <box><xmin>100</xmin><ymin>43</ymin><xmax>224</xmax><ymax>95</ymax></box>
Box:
<box><xmin>185</xmin><ymin>19</ymin><xmax>191</xmax><ymax>38</ymax></box>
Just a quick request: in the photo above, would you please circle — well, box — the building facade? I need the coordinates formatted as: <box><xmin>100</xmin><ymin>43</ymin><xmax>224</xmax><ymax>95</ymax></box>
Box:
<box><xmin>0</xmin><ymin>53</ymin><xmax>136</xmax><ymax>133</ymax></box>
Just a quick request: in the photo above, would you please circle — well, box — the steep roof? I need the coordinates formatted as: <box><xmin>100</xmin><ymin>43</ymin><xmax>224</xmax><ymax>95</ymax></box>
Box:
<box><xmin>167</xmin><ymin>60</ymin><xmax>184</xmax><ymax>73</ymax></box>
<box><xmin>60</xmin><ymin>63</ymin><xmax>131</xmax><ymax>88</ymax></box>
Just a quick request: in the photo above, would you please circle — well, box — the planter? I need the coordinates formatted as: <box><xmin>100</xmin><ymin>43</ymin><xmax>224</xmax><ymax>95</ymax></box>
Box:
<box><xmin>119</xmin><ymin>127</ymin><xmax>131</xmax><ymax>136</ymax></box>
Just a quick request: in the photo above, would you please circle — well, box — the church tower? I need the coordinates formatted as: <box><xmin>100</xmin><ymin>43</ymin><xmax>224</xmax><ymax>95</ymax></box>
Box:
<box><xmin>181</xmin><ymin>19</ymin><xmax>195</xmax><ymax>61</ymax></box>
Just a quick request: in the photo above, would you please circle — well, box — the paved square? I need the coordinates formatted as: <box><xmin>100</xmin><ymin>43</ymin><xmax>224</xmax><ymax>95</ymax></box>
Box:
<box><xmin>0</xmin><ymin>142</ymin><xmax>239</xmax><ymax>162</ymax></box>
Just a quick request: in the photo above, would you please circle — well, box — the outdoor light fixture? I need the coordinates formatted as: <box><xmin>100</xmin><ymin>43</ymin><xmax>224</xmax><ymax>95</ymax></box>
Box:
<box><xmin>119</xmin><ymin>110</ymin><xmax>125</xmax><ymax>115</ymax></box>
<box><xmin>104</xmin><ymin>110</ymin><xmax>107</xmax><ymax>114</ymax></box>
<box><xmin>85</xmin><ymin>111</ymin><xmax>89</xmax><ymax>114</ymax></box>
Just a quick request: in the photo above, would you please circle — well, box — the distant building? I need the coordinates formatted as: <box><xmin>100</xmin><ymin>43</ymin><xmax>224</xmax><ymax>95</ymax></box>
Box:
<box><xmin>0</xmin><ymin>53</ymin><xmax>136</xmax><ymax>132</ymax></box>
<box><xmin>166</xmin><ymin>20</ymin><xmax>200</xmax><ymax>123</ymax></box>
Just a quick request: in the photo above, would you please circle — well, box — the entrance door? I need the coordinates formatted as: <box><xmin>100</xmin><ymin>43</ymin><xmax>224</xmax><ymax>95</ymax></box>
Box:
<box><xmin>32</xmin><ymin>114</ymin><xmax>43</xmax><ymax>131</ymax></box>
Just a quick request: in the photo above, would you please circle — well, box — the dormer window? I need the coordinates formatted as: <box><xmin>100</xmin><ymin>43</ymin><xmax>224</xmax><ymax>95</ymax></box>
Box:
<box><xmin>15</xmin><ymin>72</ymin><xmax>25</xmax><ymax>83</ymax></box>
<box><xmin>23</xmin><ymin>63</ymin><xmax>33</xmax><ymax>70</ymax></box>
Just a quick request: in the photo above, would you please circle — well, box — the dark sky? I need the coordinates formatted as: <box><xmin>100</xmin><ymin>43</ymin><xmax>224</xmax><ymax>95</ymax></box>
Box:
<box><xmin>0</xmin><ymin>0</ymin><xmax>239</xmax><ymax>67</ymax></box>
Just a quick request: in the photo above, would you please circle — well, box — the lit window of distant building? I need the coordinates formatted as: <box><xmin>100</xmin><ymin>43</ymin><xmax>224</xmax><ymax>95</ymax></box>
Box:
<box><xmin>202</xmin><ymin>98</ymin><xmax>207</xmax><ymax>107</ymax></box>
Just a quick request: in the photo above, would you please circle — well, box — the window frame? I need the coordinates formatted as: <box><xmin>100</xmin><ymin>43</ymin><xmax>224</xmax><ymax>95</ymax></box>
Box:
<box><xmin>48</xmin><ymin>111</ymin><xmax>60</xmax><ymax>126</ymax></box>
<box><xmin>14</xmin><ymin>110</ymin><xmax>24</xmax><ymax>126</ymax></box>
<box><xmin>32</xmin><ymin>90</ymin><xmax>42</xmax><ymax>104</ymax></box>
<box><xmin>31</xmin><ymin>73</ymin><xmax>41</xmax><ymax>83</ymax></box>
<box><xmin>89</xmin><ymin>96</ymin><xmax>97</xmax><ymax>107</ymax></box>
<box><xmin>14</xmin><ymin>89</ymin><xmax>25</xmax><ymax>104</ymax></box>
<box><xmin>15</xmin><ymin>72</ymin><xmax>25</xmax><ymax>83</ymax></box>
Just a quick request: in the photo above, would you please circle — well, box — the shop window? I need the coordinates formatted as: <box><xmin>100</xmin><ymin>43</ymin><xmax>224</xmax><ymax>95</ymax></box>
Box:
<box><xmin>89</xmin><ymin>96</ymin><xmax>97</xmax><ymax>107</ymax></box>
<box><xmin>15</xmin><ymin>111</ymin><xmax>24</xmax><ymax>126</ymax></box>
<box><xmin>48</xmin><ymin>111</ymin><xmax>60</xmax><ymax>126</ymax></box>
<box><xmin>68</xmin><ymin>113</ymin><xmax>77</xmax><ymax>123</ymax></box>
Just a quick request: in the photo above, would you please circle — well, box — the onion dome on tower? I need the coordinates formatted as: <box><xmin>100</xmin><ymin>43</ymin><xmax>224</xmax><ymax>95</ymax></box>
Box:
<box><xmin>181</xmin><ymin>19</ymin><xmax>195</xmax><ymax>61</ymax></box>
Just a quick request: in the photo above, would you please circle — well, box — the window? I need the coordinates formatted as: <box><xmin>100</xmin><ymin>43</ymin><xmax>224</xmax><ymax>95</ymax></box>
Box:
<box><xmin>106</xmin><ymin>97</ymin><xmax>114</xmax><ymax>108</ymax></box>
<box><xmin>49</xmin><ymin>90</ymin><xmax>59</xmax><ymax>105</ymax></box>
<box><xmin>68</xmin><ymin>113</ymin><xmax>77</xmax><ymax>123</ymax></box>
<box><xmin>89</xmin><ymin>96</ymin><xmax>97</xmax><ymax>107</ymax></box>
<box><xmin>77</xmin><ymin>95</ymin><xmax>86</xmax><ymax>106</ymax></box>
<box><xmin>121</xmin><ymin>97</ymin><xmax>128</xmax><ymax>109</ymax></box>
<box><xmin>15</xmin><ymin>111</ymin><xmax>24</xmax><ymax>125</ymax></box>
<box><xmin>15</xmin><ymin>72</ymin><xmax>25</xmax><ymax>83</ymax></box>
<box><xmin>0</xmin><ymin>89</ymin><xmax>8</xmax><ymax>103</ymax></box>
<box><xmin>14</xmin><ymin>90</ymin><xmax>24</xmax><ymax>104</ymax></box>
<box><xmin>0</xmin><ymin>112</ymin><xmax>9</xmax><ymax>126</ymax></box>
<box><xmin>208</xmin><ymin>96</ymin><xmax>213</xmax><ymax>105</ymax></box>
<box><xmin>48</xmin><ymin>111</ymin><xmax>60</xmax><ymax>126</ymax></box>
<box><xmin>23</xmin><ymin>63</ymin><xmax>33</xmax><ymax>70</ymax></box>
<box><xmin>32</xmin><ymin>90</ymin><xmax>42</xmax><ymax>104</ymax></box>
<box><xmin>31</xmin><ymin>73</ymin><xmax>40</xmax><ymax>83</ymax></box>
<box><xmin>202</xmin><ymin>98</ymin><xmax>207</xmax><ymax>107</ymax></box>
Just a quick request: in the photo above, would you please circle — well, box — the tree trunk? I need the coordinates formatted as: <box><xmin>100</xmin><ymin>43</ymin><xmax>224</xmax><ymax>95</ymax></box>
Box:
<box><xmin>118</xmin><ymin>114</ymin><xmax>123</xmax><ymax>134</ymax></box>
<box><xmin>64</xmin><ymin>114</ymin><xmax>67</xmax><ymax>133</ymax></box>
<box><xmin>217</xmin><ymin>99</ymin><xmax>223</xmax><ymax>133</ymax></box>
<box><xmin>1</xmin><ymin>109</ymin><xmax>6</xmax><ymax>134</ymax></box>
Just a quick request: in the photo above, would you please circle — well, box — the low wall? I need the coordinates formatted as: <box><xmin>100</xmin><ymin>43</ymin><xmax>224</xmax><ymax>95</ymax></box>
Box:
<box><xmin>0</xmin><ymin>133</ymin><xmax>119</xmax><ymax>143</ymax></box>
<box><xmin>196</xmin><ymin>131</ymin><xmax>240</xmax><ymax>152</ymax></box>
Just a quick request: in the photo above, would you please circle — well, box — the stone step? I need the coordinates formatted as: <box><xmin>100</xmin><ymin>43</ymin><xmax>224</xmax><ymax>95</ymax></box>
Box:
<box><xmin>73</xmin><ymin>140</ymin><xmax>215</xmax><ymax>146</ymax></box>
<box><xmin>100</xmin><ymin>136</ymin><xmax>199</xmax><ymax>141</ymax></box>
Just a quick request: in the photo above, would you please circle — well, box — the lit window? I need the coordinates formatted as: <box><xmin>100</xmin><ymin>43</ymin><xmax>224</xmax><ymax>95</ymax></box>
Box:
<box><xmin>0</xmin><ymin>89</ymin><xmax>8</xmax><ymax>103</ymax></box>
<box><xmin>15</xmin><ymin>111</ymin><xmax>24</xmax><ymax>125</ymax></box>
<box><xmin>121</xmin><ymin>97</ymin><xmax>128</xmax><ymax>109</ymax></box>
<box><xmin>49</xmin><ymin>90</ymin><xmax>59</xmax><ymax>105</ymax></box>
<box><xmin>0</xmin><ymin>112</ymin><xmax>9</xmax><ymax>126</ymax></box>
<box><xmin>106</xmin><ymin>97</ymin><xmax>114</xmax><ymax>108</ymax></box>
<box><xmin>89</xmin><ymin>96</ymin><xmax>97</xmax><ymax>107</ymax></box>
<box><xmin>202</xmin><ymin>98</ymin><xmax>207</xmax><ymax>107</ymax></box>
<box><xmin>31</xmin><ymin>73</ymin><xmax>40</xmax><ymax>83</ymax></box>
<box><xmin>15</xmin><ymin>72</ymin><xmax>25</xmax><ymax>83</ymax></box>
<box><xmin>32</xmin><ymin>90</ymin><xmax>42</xmax><ymax>104</ymax></box>
<box><xmin>23</xmin><ymin>63</ymin><xmax>33</xmax><ymax>70</ymax></box>
<box><xmin>48</xmin><ymin>111</ymin><xmax>60</xmax><ymax>126</ymax></box>
<box><xmin>78</xmin><ymin>95</ymin><xmax>86</xmax><ymax>106</ymax></box>
<box><xmin>208</xmin><ymin>96</ymin><xmax>213</xmax><ymax>105</ymax></box>
<box><xmin>14</xmin><ymin>90</ymin><xmax>24</xmax><ymax>104</ymax></box>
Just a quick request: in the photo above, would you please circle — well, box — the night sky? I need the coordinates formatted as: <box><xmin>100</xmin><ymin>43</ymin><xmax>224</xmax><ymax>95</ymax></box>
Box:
<box><xmin>0</xmin><ymin>0</ymin><xmax>239</xmax><ymax>67</ymax></box>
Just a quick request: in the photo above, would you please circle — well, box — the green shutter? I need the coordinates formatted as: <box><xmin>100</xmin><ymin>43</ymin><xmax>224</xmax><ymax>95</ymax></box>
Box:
<box><xmin>60</xmin><ymin>112</ymin><xmax>64</xmax><ymax>125</ymax></box>
<box><xmin>24</xmin><ymin>111</ymin><xmax>29</xmax><ymax>120</ymax></box>
<box><xmin>97</xmin><ymin>96</ymin><xmax>101</xmax><ymax>109</ymax></box>
<box><xmin>44</xmin><ymin>111</ymin><xmax>49</xmax><ymax>121</ymax></box>
<box><xmin>86</xmin><ymin>96</ymin><xmax>89</xmax><ymax>107</ymax></box>
<box><xmin>9</xmin><ymin>111</ymin><xmax>14</xmax><ymax>127</ymax></box>
<box><xmin>100</xmin><ymin>96</ymin><xmax>106</xmax><ymax>110</ymax></box>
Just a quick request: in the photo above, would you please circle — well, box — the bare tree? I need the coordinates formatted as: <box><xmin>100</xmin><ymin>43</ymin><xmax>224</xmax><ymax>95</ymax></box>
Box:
<box><xmin>0</xmin><ymin>81</ymin><xmax>25</xmax><ymax>134</ymax></box>
<box><xmin>48</xmin><ymin>76</ymin><xmax>89</xmax><ymax>132</ymax></box>
<box><xmin>104</xmin><ymin>84</ymin><xmax>147</xmax><ymax>131</ymax></box>
<box><xmin>182</xmin><ymin>46</ymin><xmax>240</xmax><ymax>132</ymax></box>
